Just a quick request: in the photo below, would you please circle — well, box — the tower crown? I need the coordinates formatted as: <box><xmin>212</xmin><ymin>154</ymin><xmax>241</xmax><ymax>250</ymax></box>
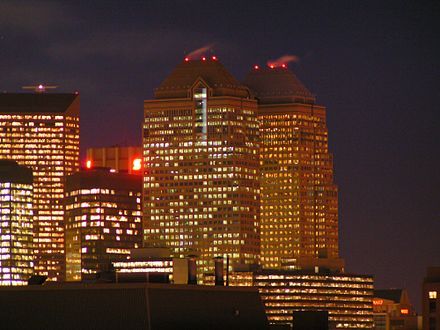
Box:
<box><xmin>244</xmin><ymin>66</ymin><xmax>315</xmax><ymax>105</ymax></box>
<box><xmin>155</xmin><ymin>58</ymin><xmax>251</xmax><ymax>99</ymax></box>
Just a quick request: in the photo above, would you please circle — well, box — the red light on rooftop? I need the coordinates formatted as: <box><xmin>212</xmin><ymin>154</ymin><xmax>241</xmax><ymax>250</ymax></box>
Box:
<box><xmin>254</xmin><ymin>65</ymin><xmax>259</xmax><ymax>70</ymax></box>
<box><xmin>211</xmin><ymin>56</ymin><xmax>217</xmax><ymax>60</ymax></box>
<box><xmin>184</xmin><ymin>57</ymin><xmax>189</xmax><ymax>62</ymax></box>
<box><xmin>86</xmin><ymin>160</ymin><xmax>92</xmax><ymax>169</ymax></box>
<box><xmin>269</xmin><ymin>64</ymin><xmax>275</xmax><ymax>69</ymax></box>
<box><xmin>202</xmin><ymin>57</ymin><xmax>206</xmax><ymax>61</ymax></box>
<box><xmin>132</xmin><ymin>158</ymin><xmax>142</xmax><ymax>171</ymax></box>
<box><xmin>281</xmin><ymin>64</ymin><xmax>287</xmax><ymax>68</ymax></box>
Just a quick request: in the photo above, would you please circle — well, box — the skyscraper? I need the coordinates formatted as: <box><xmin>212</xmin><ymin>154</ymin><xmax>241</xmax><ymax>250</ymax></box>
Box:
<box><xmin>0</xmin><ymin>93</ymin><xmax>80</xmax><ymax>281</ymax></box>
<box><xmin>244</xmin><ymin>66</ymin><xmax>338</xmax><ymax>269</ymax></box>
<box><xmin>143</xmin><ymin>57</ymin><xmax>260</xmax><ymax>275</ymax></box>
<box><xmin>65</xmin><ymin>168</ymin><xmax>142</xmax><ymax>281</ymax></box>
<box><xmin>0</xmin><ymin>160</ymin><xmax>33</xmax><ymax>285</ymax></box>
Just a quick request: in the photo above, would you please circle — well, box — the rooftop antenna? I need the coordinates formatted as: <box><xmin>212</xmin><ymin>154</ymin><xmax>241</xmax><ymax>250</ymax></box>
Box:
<box><xmin>22</xmin><ymin>84</ymin><xmax>58</xmax><ymax>93</ymax></box>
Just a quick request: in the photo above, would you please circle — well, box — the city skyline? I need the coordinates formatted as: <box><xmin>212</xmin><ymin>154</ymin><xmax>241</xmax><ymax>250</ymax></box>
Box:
<box><xmin>0</xmin><ymin>0</ymin><xmax>438</xmax><ymax>311</ymax></box>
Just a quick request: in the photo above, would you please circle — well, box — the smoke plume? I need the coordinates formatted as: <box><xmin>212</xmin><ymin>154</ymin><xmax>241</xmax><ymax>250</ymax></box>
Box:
<box><xmin>267</xmin><ymin>54</ymin><xmax>300</xmax><ymax>67</ymax></box>
<box><xmin>186</xmin><ymin>44</ymin><xmax>215</xmax><ymax>59</ymax></box>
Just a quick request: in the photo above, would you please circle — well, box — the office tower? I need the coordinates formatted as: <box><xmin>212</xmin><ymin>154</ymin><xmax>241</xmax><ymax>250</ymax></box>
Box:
<box><xmin>422</xmin><ymin>267</ymin><xmax>440</xmax><ymax>330</ymax></box>
<box><xmin>65</xmin><ymin>168</ymin><xmax>142</xmax><ymax>281</ymax></box>
<box><xmin>204</xmin><ymin>268</ymin><xmax>374</xmax><ymax>329</ymax></box>
<box><xmin>143</xmin><ymin>57</ymin><xmax>260</xmax><ymax>275</ymax></box>
<box><xmin>244</xmin><ymin>66</ymin><xmax>338</xmax><ymax>269</ymax></box>
<box><xmin>0</xmin><ymin>93</ymin><xmax>80</xmax><ymax>281</ymax></box>
<box><xmin>86</xmin><ymin>146</ymin><xmax>142</xmax><ymax>174</ymax></box>
<box><xmin>0</xmin><ymin>160</ymin><xmax>33</xmax><ymax>285</ymax></box>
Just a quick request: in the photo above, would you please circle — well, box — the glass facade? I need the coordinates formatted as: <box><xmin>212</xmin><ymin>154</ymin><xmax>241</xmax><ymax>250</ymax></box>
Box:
<box><xmin>0</xmin><ymin>181</ymin><xmax>33</xmax><ymax>285</ymax></box>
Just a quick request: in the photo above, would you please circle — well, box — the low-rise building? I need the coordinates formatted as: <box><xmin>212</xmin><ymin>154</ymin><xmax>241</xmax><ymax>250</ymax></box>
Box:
<box><xmin>204</xmin><ymin>268</ymin><xmax>374</xmax><ymax>329</ymax></box>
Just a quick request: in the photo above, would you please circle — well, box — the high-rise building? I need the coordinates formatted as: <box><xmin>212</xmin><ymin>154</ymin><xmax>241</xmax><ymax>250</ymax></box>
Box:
<box><xmin>0</xmin><ymin>93</ymin><xmax>80</xmax><ymax>281</ymax></box>
<box><xmin>143</xmin><ymin>57</ymin><xmax>260</xmax><ymax>275</ymax></box>
<box><xmin>243</xmin><ymin>66</ymin><xmax>338</xmax><ymax>269</ymax></box>
<box><xmin>64</xmin><ymin>167</ymin><xmax>142</xmax><ymax>281</ymax></box>
<box><xmin>86</xmin><ymin>146</ymin><xmax>142</xmax><ymax>174</ymax></box>
<box><xmin>0</xmin><ymin>160</ymin><xmax>33</xmax><ymax>285</ymax></box>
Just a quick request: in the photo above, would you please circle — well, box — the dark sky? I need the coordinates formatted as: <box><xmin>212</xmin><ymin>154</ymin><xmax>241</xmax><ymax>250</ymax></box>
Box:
<box><xmin>1</xmin><ymin>0</ymin><xmax>439</xmax><ymax>310</ymax></box>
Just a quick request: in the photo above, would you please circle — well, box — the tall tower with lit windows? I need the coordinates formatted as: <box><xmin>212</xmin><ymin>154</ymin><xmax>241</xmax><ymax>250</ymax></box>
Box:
<box><xmin>244</xmin><ymin>66</ymin><xmax>339</xmax><ymax>269</ymax></box>
<box><xmin>0</xmin><ymin>93</ymin><xmax>80</xmax><ymax>281</ymax></box>
<box><xmin>143</xmin><ymin>57</ymin><xmax>260</xmax><ymax>276</ymax></box>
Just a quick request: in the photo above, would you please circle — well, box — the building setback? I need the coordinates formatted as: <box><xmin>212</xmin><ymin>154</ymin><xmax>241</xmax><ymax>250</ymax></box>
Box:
<box><xmin>244</xmin><ymin>66</ymin><xmax>338</xmax><ymax>269</ymax></box>
<box><xmin>86</xmin><ymin>146</ymin><xmax>142</xmax><ymax>174</ymax></box>
<box><xmin>0</xmin><ymin>160</ymin><xmax>33</xmax><ymax>285</ymax></box>
<box><xmin>143</xmin><ymin>57</ymin><xmax>260</xmax><ymax>275</ymax></box>
<box><xmin>65</xmin><ymin>168</ymin><xmax>142</xmax><ymax>281</ymax></box>
<box><xmin>0</xmin><ymin>93</ymin><xmax>80</xmax><ymax>281</ymax></box>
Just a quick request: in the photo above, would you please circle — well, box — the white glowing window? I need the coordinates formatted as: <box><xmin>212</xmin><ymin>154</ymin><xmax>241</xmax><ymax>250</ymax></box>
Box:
<box><xmin>429</xmin><ymin>291</ymin><xmax>437</xmax><ymax>299</ymax></box>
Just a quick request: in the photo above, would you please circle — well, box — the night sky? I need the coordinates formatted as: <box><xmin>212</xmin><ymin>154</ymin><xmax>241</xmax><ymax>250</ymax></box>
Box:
<box><xmin>1</xmin><ymin>0</ymin><xmax>439</xmax><ymax>310</ymax></box>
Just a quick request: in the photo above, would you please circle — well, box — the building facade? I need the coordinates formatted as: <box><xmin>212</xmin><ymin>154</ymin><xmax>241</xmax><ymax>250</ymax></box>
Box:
<box><xmin>65</xmin><ymin>168</ymin><xmax>142</xmax><ymax>281</ymax></box>
<box><xmin>423</xmin><ymin>267</ymin><xmax>440</xmax><ymax>330</ymax></box>
<box><xmin>86</xmin><ymin>146</ymin><xmax>142</xmax><ymax>174</ymax></box>
<box><xmin>243</xmin><ymin>66</ymin><xmax>338</xmax><ymax>269</ymax></box>
<box><xmin>0</xmin><ymin>160</ymin><xmax>33</xmax><ymax>285</ymax></box>
<box><xmin>143</xmin><ymin>58</ymin><xmax>260</xmax><ymax>275</ymax></box>
<box><xmin>204</xmin><ymin>268</ymin><xmax>374</xmax><ymax>329</ymax></box>
<box><xmin>0</xmin><ymin>93</ymin><xmax>80</xmax><ymax>281</ymax></box>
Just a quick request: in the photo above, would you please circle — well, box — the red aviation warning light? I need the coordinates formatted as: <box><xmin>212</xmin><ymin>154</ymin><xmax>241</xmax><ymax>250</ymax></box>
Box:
<box><xmin>184</xmin><ymin>57</ymin><xmax>189</xmax><ymax>62</ymax></box>
<box><xmin>202</xmin><ymin>57</ymin><xmax>206</xmax><ymax>61</ymax></box>
<box><xmin>269</xmin><ymin>64</ymin><xmax>275</xmax><ymax>69</ymax></box>
<box><xmin>211</xmin><ymin>56</ymin><xmax>217</xmax><ymax>60</ymax></box>
<box><xmin>281</xmin><ymin>64</ymin><xmax>287</xmax><ymax>68</ymax></box>
<box><xmin>254</xmin><ymin>65</ymin><xmax>259</xmax><ymax>70</ymax></box>
<box><xmin>86</xmin><ymin>160</ymin><xmax>92</xmax><ymax>169</ymax></box>
<box><xmin>132</xmin><ymin>158</ymin><xmax>142</xmax><ymax>171</ymax></box>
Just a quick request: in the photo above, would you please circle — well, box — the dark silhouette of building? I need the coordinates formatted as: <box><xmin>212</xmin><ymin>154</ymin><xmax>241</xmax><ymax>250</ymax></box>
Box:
<box><xmin>423</xmin><ymin>267</ymin><xmax>440</xmax><ymax>330</ymax></box>
<box><xmin>0</xmin><ymin>283</ymin><xmax>269</xmax><ymax>329</ymax></box>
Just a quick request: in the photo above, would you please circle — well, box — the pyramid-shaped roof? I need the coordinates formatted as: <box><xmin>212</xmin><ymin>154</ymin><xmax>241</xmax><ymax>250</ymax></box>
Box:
<box><xmin>154</xmin><ymin>59</ymin><xmax>250</xmax><ymax>99</ymax></box>
<box><xmin>243</xmin><ymin>67</ymin><xmax>315</xmax><ymax>105</ymax></box>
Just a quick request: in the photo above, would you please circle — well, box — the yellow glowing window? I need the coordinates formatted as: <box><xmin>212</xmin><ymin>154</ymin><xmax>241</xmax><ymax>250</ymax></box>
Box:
<box><xmin>429</xmin><ymin>291</ymin><xmax>437</xmax><ymax>299</ymax></box>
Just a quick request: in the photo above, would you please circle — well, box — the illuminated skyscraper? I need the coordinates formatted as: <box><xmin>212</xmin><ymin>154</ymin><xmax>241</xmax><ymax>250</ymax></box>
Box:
<box><xmin>244</xmin><ymin>66</ymin><xmax>338</xmax><ymax>268</ymax></box>
<box><xmin>0</xmin><ymin>160</ymin><xmax>33</xmax><ymax>285</ymax></box>
<box><xmin>64</xmin><ymin>168</ymin><xmax>142</xmax><ymax>281</ymax></box>
<box><xmin>143</xmin><ymin>57</ymin><xmax>260</xmax><ymax>275</ymax></box>
<box><xmin>0</xmin><ymin>93</ymin><xmax>80</xmax><ymax>281</ymax></box>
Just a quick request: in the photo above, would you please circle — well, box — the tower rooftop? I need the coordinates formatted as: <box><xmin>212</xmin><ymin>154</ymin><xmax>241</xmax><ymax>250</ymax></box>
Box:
<box><xmin>243</xmin><ymin>66</ymin><xmax>316</xmax><ymax>105</ymax></box>
<box><xmin>154</xmin><ymin>58</ymin><xmax>251</xmax><ymax>99</ymax></box>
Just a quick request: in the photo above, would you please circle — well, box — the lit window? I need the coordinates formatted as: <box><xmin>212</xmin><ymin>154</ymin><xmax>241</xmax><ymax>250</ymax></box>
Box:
<box><xmin>429</xmin><ymin>291</ymin><xmax>437</xmax><ymax>299</ymax></box>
